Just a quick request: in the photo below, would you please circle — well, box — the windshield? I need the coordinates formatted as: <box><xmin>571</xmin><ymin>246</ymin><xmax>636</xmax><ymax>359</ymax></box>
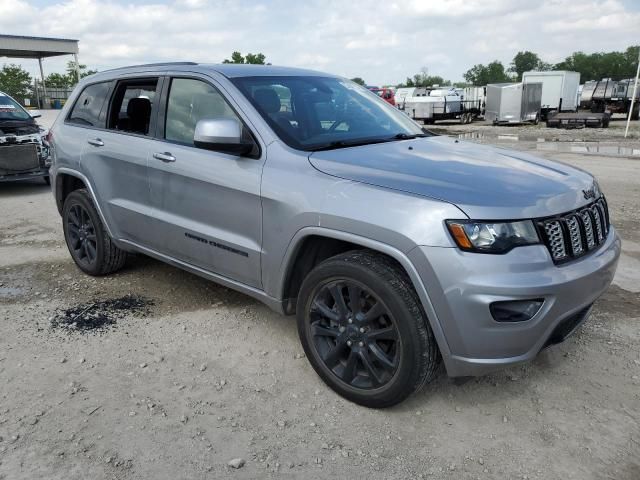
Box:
<box><xmin>231</xmin><ymin>76</ymin><xmax>427</xmax><ymax>151</ymax></box>
<box><xmin>0</xmin><ymin>94</ymin><xmax>31</xmax><ymax>122</ymax></box>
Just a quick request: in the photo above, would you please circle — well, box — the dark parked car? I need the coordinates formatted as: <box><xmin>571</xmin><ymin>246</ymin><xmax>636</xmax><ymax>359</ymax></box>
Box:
<box><xmin>0</xmin><ymin>90</ymin><xmax>50</xmax><ymax>184</ymax></box>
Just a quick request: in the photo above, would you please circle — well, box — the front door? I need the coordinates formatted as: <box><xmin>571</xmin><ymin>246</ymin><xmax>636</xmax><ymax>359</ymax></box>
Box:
<box><xmin>147</xmin><ymin>76</ymin><xmax>264</xmax><ymax>288</ymax></box>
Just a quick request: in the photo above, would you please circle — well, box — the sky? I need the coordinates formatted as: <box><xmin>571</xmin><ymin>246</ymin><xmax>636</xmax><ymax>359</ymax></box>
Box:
<box><xmin>1</xmin><ymin>0</ymin><xmax>639</xmax><ymax>85</ymax></box>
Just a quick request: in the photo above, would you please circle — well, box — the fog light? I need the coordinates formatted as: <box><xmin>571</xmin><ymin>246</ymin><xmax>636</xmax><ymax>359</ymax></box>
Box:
<box><xmin>490</xmin><ymin>299</ymin><xmax>544</xmax><ymax>322</ymax></box>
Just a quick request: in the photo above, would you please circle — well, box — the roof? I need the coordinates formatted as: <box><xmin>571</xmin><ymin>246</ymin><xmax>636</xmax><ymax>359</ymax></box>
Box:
<box><xmin>94</xmin><ymin>62</ymin><xmax>331</xmax><ymax>79</ymax></box>
<box><xmin>0</xmin><ymin>34</ymin><xmax>79</xmax><ymax>59</ymax></box>
<box><xmin>207</xmin><ymin>63</ymin><xmax>329</xmax><ymax>78</ymax></box>
<box><xmin>522</xmin><ymin>70</ymin><xmax>579</xmax><ymax>77</ymax></box>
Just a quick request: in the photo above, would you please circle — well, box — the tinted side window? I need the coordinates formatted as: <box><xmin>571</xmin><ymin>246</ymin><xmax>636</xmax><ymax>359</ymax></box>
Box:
<box><xmin>67</xmin><ymin>82</ymin><xmax>110</xmax><ymax>127</ymax></box>
<box><xmin>165</xmin><ymin>78</ymin><xmax>241</xmax><ymax>145</ymax></box>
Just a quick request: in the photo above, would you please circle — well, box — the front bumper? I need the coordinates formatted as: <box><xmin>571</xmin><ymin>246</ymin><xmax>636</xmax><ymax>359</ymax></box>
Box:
<box><xmin>0</xmin><ymin>140</ymin><xmax>51</xmax><ymax>183</ymax></box>
<box><xmin>0</xmin><ymin>168</ymin><xmax>50</xmax><ymax>183</ymax></box>
<box><xmin>409</xmin><ymin>226</ymin><xmax>621</xmax><ymax>377</ymax></box>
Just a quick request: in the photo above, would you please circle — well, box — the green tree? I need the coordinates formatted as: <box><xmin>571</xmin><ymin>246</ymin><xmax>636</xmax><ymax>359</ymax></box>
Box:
<box><xmin>510</xmin><ymin>51</ymin><xmax>551</xmax><ymax>80</ymax></box>
<box><xmin>223</xmin><ymin>51</ymin><xmax>245</xmax><ymax>64</ymax></box>
<box><xmin>245</xmin><ymin>53</ymin><xmax>266</xmax><ymax>64</ymax></box>
<box><xmin>65</xmin><ymin>61</ymin><xmax>98</xmax><ymax>85</ymax></box>
<box><xmin>350</xmin><ymin>77</ymin><xmax>366</xmax><ymax>86</ymax></box>
<box><xmin>0</xmin><ymin>64</ymin><xmax>32</xmax><ymax>101</ymax></box>
<box><xmin>554</xmin><ymin>46</ymin><xmax>639</xmax><ymax>81</ymax></box>
<box><xmin>624</xmin><ymin>46</ymin><xmax>640</xmax><ymax>74</ymax></box>
<box><xmin>45</xmin><ymin>72</ymin><xmax>70</xmax><ymax>88</ymax></box>
<box><xmin>222</xmin><ymin>51</ymin><xmax>267</xmax><ymax>64</ymax></box>
<box><xmin>463</xmin><ymin>61</ymin><xmax>512</xmax><ymax>86</ymax></box>
<box><xmin>398</xmin><ymin>68</ymin><xmax>451</xmax><ymax>87</ymax></box>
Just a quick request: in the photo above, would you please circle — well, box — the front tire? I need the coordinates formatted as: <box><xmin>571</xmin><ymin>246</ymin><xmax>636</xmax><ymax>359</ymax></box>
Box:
<box><xmin>62</xmin><ymin>189</ymin><xmax>127</xmax><ymax>276</ymax></box>
<box><xmin>296</xmin><ymin>251</ymin><xmax>440</xmax><ymax>408</ymax></box>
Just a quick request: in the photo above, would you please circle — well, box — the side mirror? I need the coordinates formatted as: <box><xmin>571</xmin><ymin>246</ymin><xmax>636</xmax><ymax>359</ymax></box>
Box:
<box><xmin>194</xmin><ymin>118</ymin><xmax>254</xmax><ymax>156</ymax></box>
<box><xmin>29</xmin><ymin>109</ymin><xmax>42</xmax><ymax>119</ymax></box>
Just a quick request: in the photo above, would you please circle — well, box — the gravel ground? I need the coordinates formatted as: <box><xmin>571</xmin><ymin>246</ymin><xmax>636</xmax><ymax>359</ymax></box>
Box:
<box><xmin>0</xmin><ymin>112</ymin><xmax>639</xmax><ymax>480</ymax></box>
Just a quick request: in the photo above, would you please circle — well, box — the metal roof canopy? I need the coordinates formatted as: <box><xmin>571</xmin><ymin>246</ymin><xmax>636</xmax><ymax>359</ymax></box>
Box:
<box><xmin>0</xmin><ymin>34</ymin><xmax>78</xmax><ymax>58</ymax></box>
<box><xmin>0</xmin><ymin>34</ymin><xmax>80</xmax><ymax>107</ymax></box>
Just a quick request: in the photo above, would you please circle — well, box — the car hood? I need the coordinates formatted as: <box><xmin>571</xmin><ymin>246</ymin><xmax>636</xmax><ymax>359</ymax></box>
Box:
<box><xmin>308</xmin><ymin>136</ymin><xmax>597</xmax><ymax>219</ymax></box>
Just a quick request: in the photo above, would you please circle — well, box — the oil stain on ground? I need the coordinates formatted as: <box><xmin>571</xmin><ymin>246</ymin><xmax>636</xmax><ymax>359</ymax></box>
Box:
<box><xmin>51</xmin><ymin>295</ymin><xmax>154</xmax><ymax>333</ymax></box>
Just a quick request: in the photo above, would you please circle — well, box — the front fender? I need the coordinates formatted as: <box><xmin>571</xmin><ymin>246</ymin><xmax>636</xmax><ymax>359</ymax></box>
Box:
<box><xmin>274</xmin><ymin>226</ymin><xmax>454</xmax><ymax>362</ymax></box>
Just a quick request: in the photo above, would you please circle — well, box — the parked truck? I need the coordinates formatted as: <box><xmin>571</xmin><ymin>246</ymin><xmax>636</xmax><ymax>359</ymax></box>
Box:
<box><xmin>522</xmin><ymin>71</ymin><xmax>580</xmax><ymax>119</ymax></box>
<box><xmin>581</xmin><ymin>78</ymin><xmax>639</xmax><ymax>120</ymax></box>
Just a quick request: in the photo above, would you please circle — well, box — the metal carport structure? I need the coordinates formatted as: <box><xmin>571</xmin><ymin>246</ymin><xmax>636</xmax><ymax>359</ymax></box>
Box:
<box><xmin>0</xmin><ymin>34</ymin><xmax>80</xmax><ymax>107</ymax></box>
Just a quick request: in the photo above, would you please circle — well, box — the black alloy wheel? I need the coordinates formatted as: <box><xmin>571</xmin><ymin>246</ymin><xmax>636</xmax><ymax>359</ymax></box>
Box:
<box><xmin>66</xmin><ymin>203</ymin><xmax>98</xmax><ymax>268</ymax></box>
<box><xmin>308</xmin><ymin>278</ymin><xmax>400</xmax><ymax>389</ymax></box>
<box><xmin>297</xmin><ymin>251</ymin><xmax>441</xmax><ymax>408</ymax></box>
<box><xmin>62</xmin><ymin>188</ymin><xmax>127</xmax><ymax>276</ymax></box>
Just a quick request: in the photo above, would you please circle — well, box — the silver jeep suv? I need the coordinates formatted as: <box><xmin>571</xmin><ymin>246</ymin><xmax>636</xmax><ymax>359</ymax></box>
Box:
<box><xmin>49</xmin><ymin>63</ymin><xmax>620</xmax><ymax>407</ymax></box>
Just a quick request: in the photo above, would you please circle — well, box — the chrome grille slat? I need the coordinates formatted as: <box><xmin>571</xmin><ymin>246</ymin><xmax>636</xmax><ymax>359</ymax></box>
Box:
<box><xmin>543</xmin><ymin>220</ymin><xmax>567</xmax><ymax>260</ymax></box>
<box><xmin>540</xmin><ymin>197</ymin><xmax>610</xmax><ymax>264</ymax></box>
<box><xmin>591</xmin><ymin>204</ymin><xmax>604</xmax><ymax>242</ymax></box>
<box><xmin>566</xmin><ymin>215</ymin><xmax>584</xmax><ymax>256</ymax></box>
<box><xmin>580</xmin><ymin>210</ymin><xmax>596</xmax><ymax>249</ymax></box>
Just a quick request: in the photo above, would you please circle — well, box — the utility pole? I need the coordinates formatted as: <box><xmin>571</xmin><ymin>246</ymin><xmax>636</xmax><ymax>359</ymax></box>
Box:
<box><xmin>624</xmin><ymin>49</ymin><xmax>640</xmax><ymax>138</ymax></box>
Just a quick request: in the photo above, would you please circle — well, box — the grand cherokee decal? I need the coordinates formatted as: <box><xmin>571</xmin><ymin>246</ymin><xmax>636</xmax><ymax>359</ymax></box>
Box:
<box><xmin>184</xmin><ymin>232</ymin><xmax>249</xmax><ymax>257</ymax></box>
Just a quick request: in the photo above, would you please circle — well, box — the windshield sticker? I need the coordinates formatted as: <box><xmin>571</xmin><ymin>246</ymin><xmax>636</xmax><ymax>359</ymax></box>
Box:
<box><xmin>0</xmin><ymin>105</ymin><xmax>16</xmax><ymax>109</ymax></box>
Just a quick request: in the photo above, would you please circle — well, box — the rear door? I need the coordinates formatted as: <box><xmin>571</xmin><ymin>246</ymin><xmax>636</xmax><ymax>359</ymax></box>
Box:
<box><xmin>80</xmin><ymin>75</ymin><xmax>162</xmax><ymax>244</ymax></box>
<box><xmin>146</xmin><ymin>74</ymin><xmax>265</xmax><ymax>288</ymax></box>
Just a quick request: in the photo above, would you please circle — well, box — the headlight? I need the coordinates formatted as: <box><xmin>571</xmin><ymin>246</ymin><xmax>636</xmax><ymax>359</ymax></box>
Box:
<box><xmin>446</xmin><ymin>220</ymin><xmax>540</xmax><ymax>253</ymax></box>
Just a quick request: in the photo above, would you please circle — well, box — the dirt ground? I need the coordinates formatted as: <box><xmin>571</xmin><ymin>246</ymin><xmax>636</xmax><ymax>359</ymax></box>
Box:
<box><xmin>1</xmin><ymin>112</ymin><xmax>639</xmax><ymax>480</ymax></box>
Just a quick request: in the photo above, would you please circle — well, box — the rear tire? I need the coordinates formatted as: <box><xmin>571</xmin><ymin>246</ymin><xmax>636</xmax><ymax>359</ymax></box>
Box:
<box><xmin>62</xmin><ymin>189</ymin><xmax>127</xmax><ymax>276</ymax></box>
<box><xmin>296</xmin><ymin>250</ymin><xmax>440</xmax><ymax>408</ymax></box>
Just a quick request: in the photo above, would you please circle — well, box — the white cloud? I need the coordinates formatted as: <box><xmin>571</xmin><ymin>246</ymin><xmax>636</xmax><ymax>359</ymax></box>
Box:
<box><xmin>0</xmin><ymin>0</ymin><xmax>638</xmax><ymax>86</ymax></box>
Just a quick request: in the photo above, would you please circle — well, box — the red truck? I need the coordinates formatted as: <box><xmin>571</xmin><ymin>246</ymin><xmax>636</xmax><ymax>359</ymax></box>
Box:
<box><xmin>368</xmin><ymin>87</ymin><xmax>395</xmax><ymax>106</ymax></box>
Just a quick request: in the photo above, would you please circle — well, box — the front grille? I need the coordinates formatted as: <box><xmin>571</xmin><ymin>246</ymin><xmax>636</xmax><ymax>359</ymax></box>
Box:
<box><xmin>0</xmin><ymin>144</ymin><xmax>40</xmax><ymax>175</ymax></box>
<box><xmin>538</xmin><ymin>197</ymin><xmax>610</xmax><ymax>264</ymax></box>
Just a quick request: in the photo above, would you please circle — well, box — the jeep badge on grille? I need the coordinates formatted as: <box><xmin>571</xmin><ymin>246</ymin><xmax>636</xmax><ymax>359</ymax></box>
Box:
<box><xmin>583</xmin><ymin>185</ymin><xmax>596</xmax><ymax>200</ymax></box>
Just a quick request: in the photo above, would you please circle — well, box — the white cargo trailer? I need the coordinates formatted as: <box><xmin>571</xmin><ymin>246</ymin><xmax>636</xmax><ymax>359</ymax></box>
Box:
<box><xmin>522</xmin><ymin>70</ymin><xmax>580</xmax><ymax>118</ymax></box>
<box><xmin>485</xmin><ymin>82</ymin><xmax>542</xmax><ymax>124</ymax></box>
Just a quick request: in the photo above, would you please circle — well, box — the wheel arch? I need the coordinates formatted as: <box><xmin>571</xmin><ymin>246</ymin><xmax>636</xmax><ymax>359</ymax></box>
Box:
<box><xmin>277</xmin><ymin>227</ymin><xmax>452</xmax><ymax>359</ymax></box>
<box><xmin>54</xmin><ymin>168</ymin><xmax>115</xmax><ymax>238</ymax></box>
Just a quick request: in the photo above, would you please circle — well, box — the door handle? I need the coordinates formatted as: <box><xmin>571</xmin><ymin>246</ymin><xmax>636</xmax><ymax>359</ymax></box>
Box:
<box><xmin>87</xmin><ymin>138</ymin><xmax>104</xmax><ymax>147</ymax></box>
<box><xmin>153</xmin><ymin>152</ymin><xmax>176</xmax><ymax>163</ymax></box>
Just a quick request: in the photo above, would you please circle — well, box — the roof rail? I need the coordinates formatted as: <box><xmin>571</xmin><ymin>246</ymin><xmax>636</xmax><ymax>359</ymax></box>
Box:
<box><xmin>103</xmin><ymin>61</ymin><xmax>199</xmax><ymax>72</ymax></box>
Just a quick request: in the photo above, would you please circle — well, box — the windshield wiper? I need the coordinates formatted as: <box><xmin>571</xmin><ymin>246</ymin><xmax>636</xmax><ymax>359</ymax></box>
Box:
<box><xmin>391</xmin><ymin>132</ymin><xmax>431</xmax><ymax>140</ymax></box>
<box><xmin>308</xmin><ymin>137</ymin><xmax>394</xmax><ymax>152</ymax></box>
<box><xmin>308</xmin><ymin>132</ymin><xmax>433</xmax><ymax>152</ymax></box>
